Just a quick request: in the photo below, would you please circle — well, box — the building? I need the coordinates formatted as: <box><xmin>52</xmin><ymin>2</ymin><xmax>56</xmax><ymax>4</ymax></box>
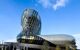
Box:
<box><xmin>0</xmin><ymin>9</ymin><xmax>77</xmax><ymax>50</ymax></box>
<box><xmin>39</xmin><ymin>34</ymin><xmax>77</xmax><ymax>50</ymax></box>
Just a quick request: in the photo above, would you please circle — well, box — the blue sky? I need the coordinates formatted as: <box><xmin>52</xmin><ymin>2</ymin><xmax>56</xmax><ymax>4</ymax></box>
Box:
<box><xmin>0</xmin><ymin>0</ymin><xmax>80</xmax><ymax>49</ymax></box>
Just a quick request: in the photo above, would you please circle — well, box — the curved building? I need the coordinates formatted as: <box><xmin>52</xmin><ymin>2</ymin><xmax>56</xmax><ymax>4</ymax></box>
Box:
<box><xmin>21</xmin><ymin>9</ymin><xmax>41</xmax><ymax>35</ymax></box>
<box><xmin>39</xmin><ymin>34</ymin><xmax>76</xmax><ymax>50</ymax></box>
<box><xmin>0</xmin><ymin>9</ymin><xmax>77</xmax><ymax>50</ymax></box>
<box><xmin>17</xmin><ymin>9</ymin><xmax>41</xmax><ymax>43</ymax></box>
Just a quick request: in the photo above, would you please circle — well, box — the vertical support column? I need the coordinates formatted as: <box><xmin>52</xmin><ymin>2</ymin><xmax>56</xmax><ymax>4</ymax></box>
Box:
<box><xmin>24</xmin><ymin>46</ymin><xmax>28</xmax><ymax>50</ymax></box>
<box><xmin>25</xmin><ymin>47</ymin><xmax>27</xmax><ymax>50</ymax></box>
<box><xmin>13</xmin><ymin>46</ymin><xmax>14</xmax><ymax>50</ymax></box>
<box><xmin>2</xmin><ymin>46</ymin><xmax>3</xmax><ymax>50</ymax></box>
<box><xmin>24</xmin><ymin>46</ymin><xmax>25</xmax><ymax>50</ymax></box>
<box><xmin>73</xmin><ymin>48</ymin><xmax>76</xmax><ymax>50</ymax></box>
<box><xmin>4</xmin><ymin>46</ymin><xmax>6</xmax><ymax>50</ymax></box>
<box><xmin>66</xmin><ymin>45</ymin><xmax>69</xmax><ymax>50</ymax></box>
<box><xmin>56</xmin><ymin>45</ymin><xmax>60</xmax><ymax>50</ymax></box>
<box><xmin>26</xmin><ymin>46</ymin><xmax>28</xmax><ymax>50</ymax></box>
<box><xmin>14</xmin><ymin>46</ymin><xmax>16</xmax><ymax>50</ymax></box>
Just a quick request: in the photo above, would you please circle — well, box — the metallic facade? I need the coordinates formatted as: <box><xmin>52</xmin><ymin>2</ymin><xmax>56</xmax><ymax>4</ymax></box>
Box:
<box><xmin>0</xmin><ymin>9</ymin><xmax>77</xmax><ymax>50</ymax></box>
<box><xmin>39</xmin><ymin>34</ymin><xmax>76</xmax><ymax>49</ymax></box>
<box><xmin>17</xmin><ymin>9</ymin><xmax>41</xmax><ymax>43</ymax></box>
<box><xmin>21</xmin><ymin>9</ymin><xmax>41</xmax><ymax>35</ymax></box>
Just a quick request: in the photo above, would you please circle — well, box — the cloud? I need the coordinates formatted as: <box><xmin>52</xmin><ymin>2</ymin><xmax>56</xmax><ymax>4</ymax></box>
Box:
<box><xmin>38</xmin><ymin>0</ymin><xmax>51</xmax><ymax>8</ymax></box>
<box><xmin>37</xmin><ymin>0</ymin><xmax>68</xmax><ymax>10</ymax></box>
<box><xmin>53</xmin><ymin>0</ymin><xmax>68</xmax><ymax>10</ymax></box>
<box><xmin>73</xmin><ymin>34</ymin><xmax>80</xmax><ymax>49</ymax></box>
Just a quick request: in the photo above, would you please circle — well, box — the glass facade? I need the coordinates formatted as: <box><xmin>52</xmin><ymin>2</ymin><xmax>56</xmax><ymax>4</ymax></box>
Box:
<box><xmin>21</xmin><ymin>9</ymin><xmax>41</xmax><ymax>35</ymax></box>
<box><xmin>17</xmin><ymin>9</ymin><xmax>41</xmax><ymax>43</ymax></box>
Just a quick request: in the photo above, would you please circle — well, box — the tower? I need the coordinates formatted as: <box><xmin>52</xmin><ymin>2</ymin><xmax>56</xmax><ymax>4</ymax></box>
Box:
<box><xmin>17</xmin><ymin>9</ymin><xmax>41</xmax><ymax>43</ymax></box>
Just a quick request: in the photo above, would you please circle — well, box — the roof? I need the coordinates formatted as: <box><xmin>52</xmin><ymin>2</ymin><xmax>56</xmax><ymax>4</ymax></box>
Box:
<box><xmin>39</xmin><ymin>34</ymin><xmax>75</xmax><ymax>45</ymax></box>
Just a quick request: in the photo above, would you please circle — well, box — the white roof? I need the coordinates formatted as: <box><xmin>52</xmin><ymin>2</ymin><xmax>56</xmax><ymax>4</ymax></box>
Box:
<box><xmin>39</xmin><ymin>34</ymin><xmax>75</xmax><ymax>45</ymax></box>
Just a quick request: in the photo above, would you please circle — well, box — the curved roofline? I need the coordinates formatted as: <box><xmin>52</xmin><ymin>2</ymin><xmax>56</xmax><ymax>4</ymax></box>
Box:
<box><xmin>39</xmin><ymin>34</ymin><xmax>75</xmax><ymax>39</ymax></box>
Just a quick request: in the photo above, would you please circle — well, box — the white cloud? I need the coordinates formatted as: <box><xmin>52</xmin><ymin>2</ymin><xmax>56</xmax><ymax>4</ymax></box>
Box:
<box><xmin>38</xmin><ymin>0</ymin><xmax>51</xmax><ymax>8</ymax></box>
<box><xmin>37</xmin><ymin>0</ymin><xmax>68</xmax><ymax>10</ymax></box>
<box><xmin>53</xmin><ymin>0</ymin><xmax>68</xmax><ymax>10</ymax></box>
<box><xmin>73</xmin><ymin>34</ymin><xmax>80</xmax><ymax>49</ymax></box>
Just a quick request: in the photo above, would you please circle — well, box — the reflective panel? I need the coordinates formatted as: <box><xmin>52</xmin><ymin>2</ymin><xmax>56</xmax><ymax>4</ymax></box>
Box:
<box><xmin>21</xmin><ymin>9</ymin><xmax>41</xmax><ymax>35</ymax></box>
<box><xmin>17</xmin><ymin>9</ymin><xmax>41</xmax><ymax>42</ymax></box>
